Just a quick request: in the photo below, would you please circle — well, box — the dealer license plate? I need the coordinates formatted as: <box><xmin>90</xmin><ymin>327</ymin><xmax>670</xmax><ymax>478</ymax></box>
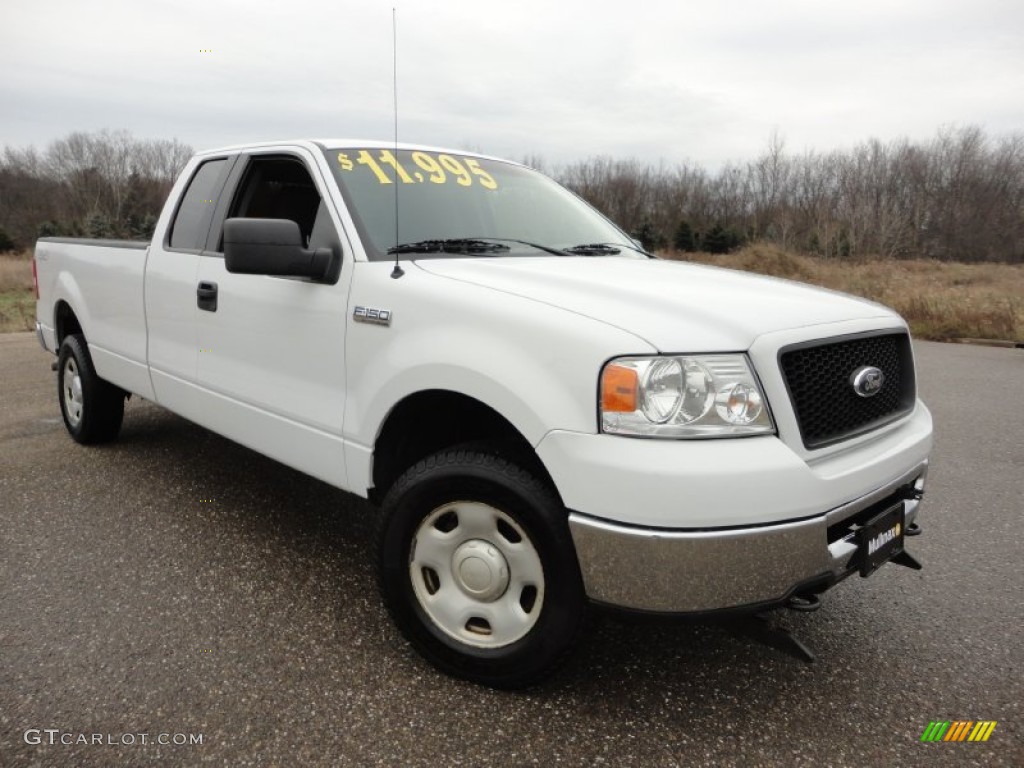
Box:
<box><xmin>858</xmin><ymin>502</ymin><xmax>905</xmax><ymax>577</ymax></box>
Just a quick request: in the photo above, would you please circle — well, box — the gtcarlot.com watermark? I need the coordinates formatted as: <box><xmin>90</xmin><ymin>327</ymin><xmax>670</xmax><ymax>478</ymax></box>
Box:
<box><xmin>24</xmin><ymin>728</ymin><xmax>203</xmax><ymax>747</ymax></box>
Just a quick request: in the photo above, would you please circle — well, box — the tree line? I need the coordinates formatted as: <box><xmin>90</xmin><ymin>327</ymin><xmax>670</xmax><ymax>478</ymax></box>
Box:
<box><xmin>552</xmin><ymin>126</ymin><xmax>1024</xmax><ymax>263</ymax></box>
<box><xmin>0</xmin><ymin>130</ymin><xmax>192</xmax><ymax>249</ymax></box>
<box><xmin>1</xmin><ymin>126</ymin><xmax>1022</xmax><ymax>262</ymax></box>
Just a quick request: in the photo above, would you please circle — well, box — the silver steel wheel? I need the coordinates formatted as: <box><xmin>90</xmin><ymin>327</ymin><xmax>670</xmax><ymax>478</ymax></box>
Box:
<box><xmin>62</xmin><ymin>357</ymin><xmax>84</xmax><ymax>427</ymax></box>
<box><xmin>410</xmin><ymin>501</ymin><xmax>545</xmax><ymax>649</ymax></box>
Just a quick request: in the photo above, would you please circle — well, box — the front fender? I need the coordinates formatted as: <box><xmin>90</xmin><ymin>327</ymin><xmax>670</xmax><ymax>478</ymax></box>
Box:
<box><xmin>342</xmin><ymin>261</ymin><xmax>654</xmax><ymax>493</ymax></box>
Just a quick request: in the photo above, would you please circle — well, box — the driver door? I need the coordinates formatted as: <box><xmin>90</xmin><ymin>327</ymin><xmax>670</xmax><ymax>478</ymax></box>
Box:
<box><xmin>194</xmin><ymin>147</ymin><xmax>351</xmax><ymax>489</ymax></box>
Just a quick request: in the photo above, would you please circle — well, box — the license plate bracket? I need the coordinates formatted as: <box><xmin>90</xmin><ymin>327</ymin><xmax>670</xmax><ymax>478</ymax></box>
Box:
<box><xmin>858</xmin><ymin>502</ymin><xmax>905</xmax><ymax>577</ymax></box>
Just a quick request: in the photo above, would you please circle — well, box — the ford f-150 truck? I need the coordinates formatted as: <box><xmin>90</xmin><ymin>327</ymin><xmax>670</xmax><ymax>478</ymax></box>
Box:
<box><xmin>34</xmin><ymin>139</ymin><xmax>932</xmax><ymax>687</ymax></box>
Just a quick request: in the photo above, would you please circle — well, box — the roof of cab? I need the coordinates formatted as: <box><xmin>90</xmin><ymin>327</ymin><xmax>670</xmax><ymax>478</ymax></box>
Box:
<box><xmin>194</xmin><ymin>139</ymin><xmax>515</xmax><ymax>166</ymax></box>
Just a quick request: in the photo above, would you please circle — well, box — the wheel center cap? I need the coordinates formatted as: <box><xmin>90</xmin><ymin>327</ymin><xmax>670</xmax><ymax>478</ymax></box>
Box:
<box><xmin>452</xmin><ymin>539</ymin><xmax>509</xmax><ymax>602</ymax></box>
<box><xmin>71</xmin><ymin>376</ymin><xmax>83</xmax><ymax>402</ymax></box>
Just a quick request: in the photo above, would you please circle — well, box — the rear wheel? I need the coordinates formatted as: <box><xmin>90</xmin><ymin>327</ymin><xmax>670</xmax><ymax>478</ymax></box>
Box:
<box><xmin>57</xmin><ymin>334</ymin><xmax>125</xmax><ymax>444</ymax></box>
<box><xmin>377</xmin><ymin>448</ymin><xmax>584</xmax><ymax>688</ymax></box>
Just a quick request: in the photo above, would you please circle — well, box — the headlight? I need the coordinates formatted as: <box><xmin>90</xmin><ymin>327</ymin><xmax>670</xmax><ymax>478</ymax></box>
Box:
<box><xmin>639</xmin><ymin>358</ymin><xmax>685</xmax><ymax>422</ymax></box>
<box><xmin>600</xmin><ymin>354</ymin><xmax>774</xmax><ymax>438</ymax></box>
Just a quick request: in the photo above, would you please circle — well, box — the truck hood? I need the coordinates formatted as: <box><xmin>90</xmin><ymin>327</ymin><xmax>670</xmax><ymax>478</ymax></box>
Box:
<box><xmin>415</xmin><ymin>256</ymin><xmax>897</xmax><ymax>352</ymax></box>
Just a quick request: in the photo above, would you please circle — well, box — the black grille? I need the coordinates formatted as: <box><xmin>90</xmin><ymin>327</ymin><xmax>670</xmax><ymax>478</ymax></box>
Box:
<box><xmin>780</xmin><ymin>332</ymin><xmax>916</xmax><ymax>449</ymax></box>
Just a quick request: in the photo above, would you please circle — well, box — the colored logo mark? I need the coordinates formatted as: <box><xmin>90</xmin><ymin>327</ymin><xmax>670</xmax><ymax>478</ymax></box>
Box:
<box><xmin>920</xmin><ymin>720</ymin><xmax>997</xmax><ymax>742</ymax></box>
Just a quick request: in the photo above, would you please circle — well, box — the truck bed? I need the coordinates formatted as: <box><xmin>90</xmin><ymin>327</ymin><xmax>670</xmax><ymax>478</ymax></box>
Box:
<box><xmin>35</xmin><ymin>237</ymin><xmax>153</xmax><ymax>399</ymax></box>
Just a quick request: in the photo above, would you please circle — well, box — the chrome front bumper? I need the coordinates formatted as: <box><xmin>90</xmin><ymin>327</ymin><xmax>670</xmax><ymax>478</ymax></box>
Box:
<box><xmin>568</xmin><ymin>461</ymin><xmax>927</xmax><ymax>613</ymax></box>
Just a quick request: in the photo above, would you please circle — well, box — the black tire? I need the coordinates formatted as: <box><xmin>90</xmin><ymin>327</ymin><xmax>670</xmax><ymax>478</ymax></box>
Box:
<box><xmin>57</xmin><ymin>334</ymin><xmax>125</xmax><ymax>444</ymax></box>
<box><xmin>377</xmin><ymin>447</ymin><xmax>585</xmax><ymax>688</ymax></box>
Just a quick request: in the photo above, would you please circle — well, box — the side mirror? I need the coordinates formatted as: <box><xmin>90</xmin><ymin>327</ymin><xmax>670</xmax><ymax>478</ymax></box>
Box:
<box><xmin>223</xmin><ymin>218</ymin><xmax>335</xmax><ymax>280</ymax></box>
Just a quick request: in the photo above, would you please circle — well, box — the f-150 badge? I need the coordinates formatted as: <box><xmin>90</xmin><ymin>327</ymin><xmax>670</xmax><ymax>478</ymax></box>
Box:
<box><xmin>353</xmin><ymin>306</ymin><xmax>392</xmax><ymax>326</ymax></box>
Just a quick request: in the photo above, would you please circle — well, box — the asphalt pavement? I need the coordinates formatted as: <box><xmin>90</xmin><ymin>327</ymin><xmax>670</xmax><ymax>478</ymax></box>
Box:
<box><xmin>1</xmin><ymin>332</ymin><xmax>1021</xmax><ymax>767</ymax></box>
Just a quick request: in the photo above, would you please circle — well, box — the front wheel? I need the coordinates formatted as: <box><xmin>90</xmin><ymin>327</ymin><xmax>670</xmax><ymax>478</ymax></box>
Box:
<box><xmin>377</xmin><ymin>448</ymin><xmax>585</xmax><ymax>688</ymax></box>
<box><xmin>57</xmin><ymin>334</ymin><xmax>125</xmax><ymax>444</ymax></box>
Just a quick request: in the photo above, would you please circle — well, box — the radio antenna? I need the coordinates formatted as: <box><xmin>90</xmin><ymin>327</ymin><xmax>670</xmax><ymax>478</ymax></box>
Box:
<box><xmin>390</xmin><ymin>7</ymin><xmax>404</xmax><ymax>279</ymax></box>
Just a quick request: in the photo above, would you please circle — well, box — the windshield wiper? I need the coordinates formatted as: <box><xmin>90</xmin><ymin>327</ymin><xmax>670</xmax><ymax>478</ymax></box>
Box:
<box><xmin>389</xmin><ymin>236</ymin><xmax>643</xmax><ymax>258</ymax></box>
<box><xmin>565</xmin><ymin>241</ymin><xmax>656</xmax><ymax>258</ymax></box>
<box><xmin>387</xmin><ymin>239</ymin><xmax>511</xmax><ymax>255</ymax></box>
<box><xmin>388</xmin><ymin>237</ymin><xmax>570</xmax><ymax>257</ymax></box>
<box><xmin>563</xmin><ymin>243</ymin><xmax>622</xmax><ymax>255</ymax></box>
<box><xmin>466</xmin><ymin>237</ymin><xmax>570</xmax><ymax>257</ymax></box>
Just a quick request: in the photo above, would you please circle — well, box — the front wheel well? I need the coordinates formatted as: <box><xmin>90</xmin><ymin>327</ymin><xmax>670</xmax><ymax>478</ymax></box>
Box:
<box><xmin>370</xmin><ymin>390</ymin><xmax>554</xmax><ymax>504</ymax></box>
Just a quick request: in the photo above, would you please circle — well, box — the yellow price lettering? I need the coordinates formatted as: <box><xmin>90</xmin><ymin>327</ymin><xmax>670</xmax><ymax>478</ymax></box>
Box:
<box><xmin>412</xmin><ymin>152</ymin><xmax>446</xmax><ymax>184</ymax></box>
<box><xmin>438</xmin><ymin>155</ymin><xmax>472</xmax><ymax>186</ymax></box>
<box><xmin>379</xmin><ymin>149</ymin><xmax>415</xmax><ymax>183</ymax></box>
<box><xmin>465</xmin><ymin>158</ymin><xmax>497</xmax><ymax>190</ymax></box>
<box><xmin>339</xmin><ymin>149</ymin><xmax>499</xmax><ymax>190</ymax></box>
<box><xmin>356</xmin><ymin>150</ymin><xmax>392</xmax><ymax>184</ymax></box>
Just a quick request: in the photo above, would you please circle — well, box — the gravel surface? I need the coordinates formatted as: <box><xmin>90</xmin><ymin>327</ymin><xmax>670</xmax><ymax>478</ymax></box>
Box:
<box><xmin>1</xmin><ymin>332</ymin><xmax>1021</xmax><ymax>767</ymax></box>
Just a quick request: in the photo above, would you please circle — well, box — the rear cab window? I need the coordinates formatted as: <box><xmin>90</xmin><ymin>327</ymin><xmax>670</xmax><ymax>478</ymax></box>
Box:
<box><xmin>167</xmin><ymin>159</ymin><xmax>232</xmax><ymax>251</ymax></box>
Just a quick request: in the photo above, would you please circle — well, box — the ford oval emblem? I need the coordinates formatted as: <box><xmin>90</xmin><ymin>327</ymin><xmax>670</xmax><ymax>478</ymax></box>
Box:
<box><xmin>850</xmin><ymin>366</ymin><xmax>885</xmax><ymax>398</ymax></box>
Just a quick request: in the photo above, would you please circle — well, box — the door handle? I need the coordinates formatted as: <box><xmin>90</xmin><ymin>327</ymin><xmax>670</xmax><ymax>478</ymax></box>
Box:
<box><xmin>197</xmin><ymin>281</ymin><xmax>218</xmax><ymax>312</ymax></box>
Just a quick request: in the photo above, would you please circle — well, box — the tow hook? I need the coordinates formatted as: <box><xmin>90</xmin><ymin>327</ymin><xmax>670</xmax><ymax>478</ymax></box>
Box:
<box><xmin>899</xmin><ymin>486</ymin><xmax>925</xmax><ymax>502</ymax></box>
<box><xmin>905</xmin><ymin>522</ymin><xmax>922</xmax><ymax>537</ymax></box>
<box><xmin>786</xmin><ymin>593</ymin><xmax>821</xmax><ymax>612</ymax></box>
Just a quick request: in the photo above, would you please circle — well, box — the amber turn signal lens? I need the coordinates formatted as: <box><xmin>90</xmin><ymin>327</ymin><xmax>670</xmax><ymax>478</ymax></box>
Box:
<box><xmin>601</xmin><ymin>364</ymin><xmax>638</xmax><ymax>413</ymax></box>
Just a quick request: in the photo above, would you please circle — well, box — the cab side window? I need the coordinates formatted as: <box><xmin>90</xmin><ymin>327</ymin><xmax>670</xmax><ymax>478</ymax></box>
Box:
<box><xmin>168</xmin><ymin>159</ymin><xmax>229</xmax><ymax>250</ymax></box>
<box><xmin>226</xmin><ymin>156</ymin><xmax>323</xmax><ymax>247</ymax></box>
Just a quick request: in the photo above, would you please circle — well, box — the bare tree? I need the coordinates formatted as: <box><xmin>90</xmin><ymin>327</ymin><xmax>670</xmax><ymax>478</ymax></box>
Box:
<box><xmin>554</xmin><ymin>126</ymin><xmax>1023</xmax><ymax>262</ymax></box>
<box><xmin>0</xmin><ymin>130</ymin><xmax>193</xmax><ymax>247</ymax></box>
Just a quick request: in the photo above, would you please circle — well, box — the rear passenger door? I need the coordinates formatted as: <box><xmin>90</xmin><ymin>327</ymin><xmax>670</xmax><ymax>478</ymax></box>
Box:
<box><xmin>193</xmin><ymin>147</ymin><xmax>352</xmax><ymax>489</ymax></box>
<box><xmin>145</xmin><ymin>154</ymin><xmax>236</xmax><ymax>413</ymax></box>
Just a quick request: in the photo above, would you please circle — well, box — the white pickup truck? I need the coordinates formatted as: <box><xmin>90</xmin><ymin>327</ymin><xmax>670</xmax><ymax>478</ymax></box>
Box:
<box><xmin>34</xmin><ymin>139</ymin><xmax>932</xmax><ymax>687</ymax></box>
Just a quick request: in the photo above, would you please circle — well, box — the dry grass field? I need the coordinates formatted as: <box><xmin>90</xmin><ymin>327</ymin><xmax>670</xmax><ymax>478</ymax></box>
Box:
<box><xmin>0</xmin><ymin>251</ymin><xmax>35</xmax><ymax>333</ymax></box>
<box><xmin>2</xmin><ymin>245</ymin><xmax>1021</xmax><ymax>342</ymax></box>
<box><xmin>667</xmin><ymin>243</ymin><xmax>1024</xmax><ymax>343</ymax></box>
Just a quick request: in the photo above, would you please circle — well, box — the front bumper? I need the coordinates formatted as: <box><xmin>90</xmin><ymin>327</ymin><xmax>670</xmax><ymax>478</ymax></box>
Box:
<box><xmin>567</xmin><ymin>461</ymin><xmax>927</xmax><ymax>613</ymax></box>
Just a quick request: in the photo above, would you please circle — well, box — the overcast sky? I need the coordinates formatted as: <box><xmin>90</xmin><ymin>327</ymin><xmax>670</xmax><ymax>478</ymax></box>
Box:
<box><xmin>2</xmin><ymin>0</ymin><xmax>1022</xmax><ymax>168</ymax></box>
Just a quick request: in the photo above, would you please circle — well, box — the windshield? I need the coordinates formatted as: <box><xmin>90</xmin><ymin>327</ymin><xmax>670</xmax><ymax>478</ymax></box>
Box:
<box><xmin>321</xmin><ymin>147</ymin><xmax>636</xmax><ymax>260</ymax></box>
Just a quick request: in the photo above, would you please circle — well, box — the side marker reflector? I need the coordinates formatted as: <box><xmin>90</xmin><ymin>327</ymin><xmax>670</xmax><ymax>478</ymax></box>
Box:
<box><xmin>602</xmin><ymin>364</ymin><xmax>638</xmax><ymax>413</ymax></box>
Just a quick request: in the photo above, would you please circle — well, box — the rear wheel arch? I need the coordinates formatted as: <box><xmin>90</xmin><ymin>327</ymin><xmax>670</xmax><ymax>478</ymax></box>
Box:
<box><xmin>54</xmin><ymin>300</ymin><xmax>83</xmax><ymax>347</ymax></box>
